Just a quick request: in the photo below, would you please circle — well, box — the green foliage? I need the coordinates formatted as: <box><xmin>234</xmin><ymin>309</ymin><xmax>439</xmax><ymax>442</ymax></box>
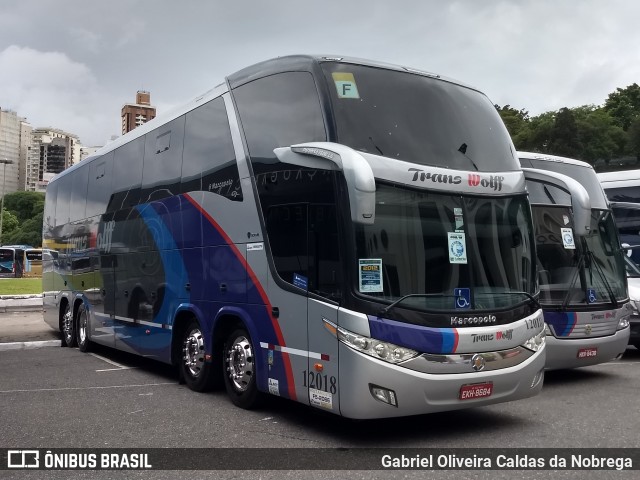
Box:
<box><xmin>1</xmin><ymin>191</ymin><xmax>44</xmax><ymax>247</ymax></box>
<box><xmin>604</xmin><ymin>83</ymin><xmax>640</xmax><ymax>130</ymax></box>
<box><xmin>0</xmin><ymin>208</ymin><xmax>19</xmax><ymax>243</ymax></box>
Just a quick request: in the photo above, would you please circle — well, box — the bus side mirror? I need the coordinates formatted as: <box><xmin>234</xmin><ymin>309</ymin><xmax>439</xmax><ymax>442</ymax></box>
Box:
<box><xmin>274</xmin><ymin>142</ymin><xmax>376</xmax><ymax>225</ymax></box>
<box><xmin>522</xmin><ymin>168</ymin><xmax>591</xmax><ymax>236</ymax></box>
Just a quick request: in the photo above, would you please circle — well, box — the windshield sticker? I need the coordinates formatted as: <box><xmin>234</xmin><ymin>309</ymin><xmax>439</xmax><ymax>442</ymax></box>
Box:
<box><xmin>563</xmin><ymin>214</ymin><xmax>570</xmax><ymax>225</ymax></box>
<box><xmin>561</xmin><ymin>228</ymin><xmax>575</xmax><ymax>249</ymax></box>
<box><xmin>332</xmin><ymin>72</ymin><xmax>360</xmax><ymax>99</ymax></box>
<box><xmin>455</xmin><ymin>211</ymin><xmax>464</xmax><ymax>232</ymax></box>
<box><xmin>454</xmin><ymin>288</ymin><xmax>471</xmax><ymax>309</ymax></box>
<box><xmin>448</xmin><ymin>232</ymin><xmax>468</xmax><ymax>264</ymax></box>
<box><xmin>587</xmin><ymin>288</ymin><xmax>597</xmax><ymax>304</ymax></box>
<box><xmin>293</xmin><ymin>273</ymin><xmax>308</xmax><ymax>290</ymax></box>
<box><xmin>359</xmin><ymin>259</ymin><xmax>383</xmax><ymax>293</ymax></box>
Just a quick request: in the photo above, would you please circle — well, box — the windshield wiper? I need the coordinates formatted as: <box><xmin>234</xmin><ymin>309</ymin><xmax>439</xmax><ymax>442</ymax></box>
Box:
<box><xmin>378</xmin><ymin>293</ymin><xmax>449</xmax><ymax>317</ymax></box>
<box><xmin>457</xmin><ymin>143</ymin><xmax>479</xmax><ymax>171</ymax></box>
<box><xmin>485</xmin><ymin>291</ymin><xmax>541</xmax><ymax>311</ymax></box>
<box><xmin>585</xmin><ymin>249</ymin><xmax>619</xmax><ymax>309</ymax></box>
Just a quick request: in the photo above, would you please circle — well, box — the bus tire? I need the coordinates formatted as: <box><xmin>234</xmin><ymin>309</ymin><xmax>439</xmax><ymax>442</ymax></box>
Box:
<box><xmin>61</xmin><ymin>302</ymin><xmax>77</xmax><ymax>348</ymax></box>
<box><xmin>76</xmin><ymin>303</ymin><xmax>91</xmax><ymax>353</ymax></box>
<box><xmin>180</xmin><ymin>320</ymin><xmax>215</xmax><ymax>392</ymax></box>
<box><xmin>223</xmin><ymin>328</ymin><xmax>263</xmax><ymax>409</ymax></box>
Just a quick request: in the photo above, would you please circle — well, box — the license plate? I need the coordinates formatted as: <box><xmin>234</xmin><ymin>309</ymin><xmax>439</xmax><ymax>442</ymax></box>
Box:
<box><xmin>459</xmin><ymin>382</ymin><xmax>493</xmax><ymax>400</ymax></box>
<box><xmin>577</xmin><ymin>348</ymin><xmax>598</xmax><ymax>359</ymax></box>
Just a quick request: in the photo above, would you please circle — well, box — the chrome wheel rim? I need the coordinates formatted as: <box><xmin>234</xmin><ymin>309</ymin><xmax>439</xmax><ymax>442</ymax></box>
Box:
<box><xmin>226</xmin><ymin>335</ymin><xmax>254</xmax><ymax>392</ymax></box>
<box><xmin>182</xmin><ymin>328</ymin><xmax>205</xmax><ymax>377</ymax></box>
<box><xmin>63</xmin><ymin>307</ymin><xmax>73</xmax><ymax>344</ymax></box>
<box><xmin>78</xmin><ymin>310</ymin><xmax>87</xmax><ymax>345</ymax></box>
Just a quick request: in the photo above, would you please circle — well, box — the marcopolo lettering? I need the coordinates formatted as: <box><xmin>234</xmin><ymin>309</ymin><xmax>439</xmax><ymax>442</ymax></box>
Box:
<box><xmin>450</xmin><ymin>315</ymin><xmax>497</xmax><ymax>326</ymax></box>
<box><xmin>409</xmin><ymin>168</ymin><xmax>462</xmax><ymax>185</ymax></box>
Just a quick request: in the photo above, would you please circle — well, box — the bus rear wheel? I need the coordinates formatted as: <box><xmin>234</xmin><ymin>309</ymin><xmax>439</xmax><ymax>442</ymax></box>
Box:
<box><xmin>61</xmin><ymin>303</ymin><xmax>77</xmax><ymax>348</ymax></box>
<box><xmin>180</xmin><ymin>320</ymin><xmax>214</xmax><ymax>392</ymax></box>
<box><xmin>76</xmin><ymin>303</ymin><xmax>91</xmax><ymax>352</ymax></box>
<box><xmin>223</xmin><ymin>328</ymin><xmax>263</xmax><ymax>409</ymax></box>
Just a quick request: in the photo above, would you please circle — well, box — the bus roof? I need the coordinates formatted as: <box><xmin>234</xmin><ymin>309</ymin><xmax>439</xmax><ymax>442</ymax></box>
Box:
<box><xmin>50</xmin><ymin>55</ymin><xmax>478</xmax><ymax>185</ymax></box>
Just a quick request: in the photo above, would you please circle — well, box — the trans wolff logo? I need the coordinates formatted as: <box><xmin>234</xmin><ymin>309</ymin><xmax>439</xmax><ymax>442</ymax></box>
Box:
<box><xmin>468</xmin><ymin>174</ymin><xmax>504</xmax><ymax>191</ymax></box>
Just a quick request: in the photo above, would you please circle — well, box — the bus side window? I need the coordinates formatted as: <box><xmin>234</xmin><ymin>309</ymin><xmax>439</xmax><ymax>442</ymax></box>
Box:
<box><xmin>70</xmin><ymin>164</ymin><xmax>89</xmax><ymax>222</ymax></box>
<box><xmin>109</xmin><ymin>137</ymin><xmax>144</xmax><ymax>212</ymax></box>
<box><xmin>181</xmin><ymin>97</ymin><xmax>240</xmax><ymax>201</ymax></box>
<box><xmin>87</xmin><ymin>154</ymin><xmax>113</xmax><ymax>219</ymax></box>
<box><xmin>142</xmin><ymin>116</ymin><xmax>185</xmax><ymax>203</ymax></box>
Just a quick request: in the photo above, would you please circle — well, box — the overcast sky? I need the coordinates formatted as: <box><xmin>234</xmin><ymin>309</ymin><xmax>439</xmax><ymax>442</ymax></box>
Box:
<box><xmin>1</xmin><ymin>0</ymin><xmax>639</xmax><ymax>146</ymax></box>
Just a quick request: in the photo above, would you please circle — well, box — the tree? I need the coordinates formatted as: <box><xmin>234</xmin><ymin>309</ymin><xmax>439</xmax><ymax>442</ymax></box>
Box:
<box><xmin>604</xmin><ymin>83</ymin><xmax>640</xmax><ymax>130</ymax></box>
<box><xmin>547</xmin><ymin>107</ymin><xmax>582</xmax><ymax>158</ymax></box>
<box><xmin>495</xmin><ymin>104</ymin><xmax>530</xmax><ymax>138</ymax></box>
<box><xmin>0</xmin><ymin>208</ymin><xmax>19</xmax><ymax>244</ymax></box>
<box><xmin>628</xmin><ymin>116</ymin><xmax>640</xmax><ymax>162</ymax></box>
<box><xmin>2</xmin><ymin>191</ymin><xmax>45</xmax><ymax>223</ymax></box>
<box><xmin>573</xmin><ymin>106</ymin><xmax>626</xmax><ymax>165</ymax></box>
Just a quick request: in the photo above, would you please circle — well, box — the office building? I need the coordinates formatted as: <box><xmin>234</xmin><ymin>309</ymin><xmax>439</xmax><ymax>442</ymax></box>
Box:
<box><xmin>121</xmin><ymin>90</ymin><xmax>156</xmax><ymax>134</ymax></box>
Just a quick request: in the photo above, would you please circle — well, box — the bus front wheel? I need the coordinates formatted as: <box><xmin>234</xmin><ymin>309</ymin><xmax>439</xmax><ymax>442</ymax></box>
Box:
<box><xmin>223</xmin><ymin>328</ymin><xmax>263</xmax><ymax>409</ymax></box>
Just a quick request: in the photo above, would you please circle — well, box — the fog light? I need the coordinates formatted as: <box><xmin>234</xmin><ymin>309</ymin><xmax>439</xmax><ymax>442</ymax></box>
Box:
<box><xmin>369</xmin><ymin>384</ymin><xmax>398</xmax><ymax>407</ymax></box>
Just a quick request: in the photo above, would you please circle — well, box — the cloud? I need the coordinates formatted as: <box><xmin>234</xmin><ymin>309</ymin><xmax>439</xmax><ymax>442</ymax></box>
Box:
<box><xmin>0</xmin><ymin>45</ymin><xmax>118</xmax><ymax>145</ymax></box>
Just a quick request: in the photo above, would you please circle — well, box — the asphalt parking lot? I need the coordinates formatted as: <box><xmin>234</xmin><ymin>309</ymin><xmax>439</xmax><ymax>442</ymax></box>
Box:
<box><xmin>1</xmin><ymin>310</ymin><xmax>639</xmax><ymax>479</ymax></box>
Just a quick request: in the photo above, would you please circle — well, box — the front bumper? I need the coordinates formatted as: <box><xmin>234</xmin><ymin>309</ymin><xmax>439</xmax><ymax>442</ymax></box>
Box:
<box><xmin>544</xmin><ymin>327</ymin><xmax>630</xmax><ymax>370</ymax></box>
<box><xmin>337</xmin><ymin>341</ymin><xmax>545</xmax><ymax>419</ymax></box>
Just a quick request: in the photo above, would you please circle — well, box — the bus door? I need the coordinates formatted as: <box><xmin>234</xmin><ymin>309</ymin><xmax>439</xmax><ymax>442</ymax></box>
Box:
<box><xmin>261</xmin><ymin>202</ymin><xmax>309</xmax><ymax>404</ymax></box>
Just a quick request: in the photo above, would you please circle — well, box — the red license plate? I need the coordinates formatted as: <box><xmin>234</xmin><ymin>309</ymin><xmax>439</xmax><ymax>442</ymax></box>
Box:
<box><xmin>459</xmin><ymin>382</ymin><xmax>493</xmax><ymax>400</ymax></box>
<box><xmin>577</xmin><ymin>348</ymin><xmax>598</xmax><ymax>359</ymax></box>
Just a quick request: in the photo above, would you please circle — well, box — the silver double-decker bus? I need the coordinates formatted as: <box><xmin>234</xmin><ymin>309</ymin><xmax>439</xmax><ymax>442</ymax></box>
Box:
<box><xmin>519</xmin><ymin>152</ymin><xmax>630</xmax><ymax>369</ymax></box>
<box><xmin>43</xmin><ymin>55</ymin><xmax>545</xmax><ymax>419</ymax></box>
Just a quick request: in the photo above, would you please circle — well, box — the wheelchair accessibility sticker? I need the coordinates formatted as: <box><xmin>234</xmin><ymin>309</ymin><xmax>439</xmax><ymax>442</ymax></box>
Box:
<box><xmin>587</xmin><ymin>288</ymin><xmax>597</xmax><ymax>304</ymax></box>
<box><xmin>448</xmin><ymin>232</ymin><xmax>467</xmax><ymax>264</ymax></box>
<box><xmin>454</xmin><ymin>288</ymin><xmax>471</xmax><ymax>309</ymax></box>
<box><xmin>561</xmin><ymin>228</ymin><xmax>575</xmax><ymax>249</ymax></box>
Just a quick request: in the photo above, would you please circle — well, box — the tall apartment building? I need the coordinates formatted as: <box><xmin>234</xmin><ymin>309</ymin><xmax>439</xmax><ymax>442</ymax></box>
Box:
<box><xmin>26</xmin><ymin>128</ymin><xmax>82</xmax><ymax>192</ymax></box>
<box><xmin>121</xmin><ymin>90</ymin><xmax>156</xmax><ymax>134</ymax></box>
<box><xmin>0</xmin><ymin>108</ymin><xmax>31</xmax><ymax>196</ymax></box>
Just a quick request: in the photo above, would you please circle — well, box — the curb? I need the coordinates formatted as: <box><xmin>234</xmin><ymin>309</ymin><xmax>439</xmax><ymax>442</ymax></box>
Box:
<box><xmin>0</xmin><ymin>296</ymin><xmax>44</xmax><ymax>313</ymax></box>
<box><xmin>0</xmin><ymin>340</ymin><xmax>60</xmax><ymax>351</ymax></box>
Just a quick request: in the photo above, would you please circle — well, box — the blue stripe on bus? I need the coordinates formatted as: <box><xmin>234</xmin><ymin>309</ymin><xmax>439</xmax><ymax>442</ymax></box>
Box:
<box><xmin>543</xmin><ymin>311</ymin><xmax>577</xmax><ymax>337</ymax></box>
<box><xmin>368</xmin><ymin>315</ymin><xmax>459</xmax><ymax>354</ymax></box>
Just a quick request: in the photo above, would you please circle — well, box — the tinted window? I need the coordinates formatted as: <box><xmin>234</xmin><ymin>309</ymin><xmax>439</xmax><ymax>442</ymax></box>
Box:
<box><xmin>87</xmin><ymin>153</ymin><xmax>114</xmax><ymax>218</ymax></box>
<box><xmin>257</xmin><ymin>167</ymin><xmax>342</xmax><ymax>299</ymax></box>
<box><xmin>44</xmin><ymin>181</ymin><xmax>58</xmax><ymax>234</ymax></box>
<box><xmin>233</xmin><ymin>72</ymin><xmax>326</xmax><ymax>173</ymax></box>
<box><xmin>55</xmin><ymin>174</ymin><xmax>72</xmax><ymax>226</ymax></box>
<box><xmin>321</xmin><ymin>63</ymin><xmax>517</xmax><ymax>172</ymax></box>
<box><xmin>527</xmin><ymin>160</ymin><xmax>607</xmax><ymax>208</ymax></box>
<box><xmin>110</xmin><ymin>137</ymin><xmax>145</xmax><ymax>211</ymax></box>
<box><xmin>525</xmin><ymin>179</ymin><xmax>572</xmax><ymax>206</ymax></box>
<box><xmin>605</xmin><ymin>186</ymin><xmax>640</xmax><ymax>203</ymax></box>
<box><xmin>181</xmin><ymin>98</ymin><xmax>241</xmax><ymax>200</ymax></box>
<box><xmin>142</xmin><ymin>116</ymin><xmax>185</xmax><ymax>202</ymax></box>
<box><xmin>70</xmin><ymin>164</ymin><xmax>89</xmax><ymax>221</ymax></box>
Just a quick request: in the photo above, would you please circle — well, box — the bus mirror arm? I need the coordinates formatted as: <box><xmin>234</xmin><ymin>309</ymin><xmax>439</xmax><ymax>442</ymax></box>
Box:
<box><xmin>274</xmin><ymin>142</ymin><xmax>376</xmax><ymax>225</ymax></box>
<box><xmin>522</xmin><ymin>167</ymin><xmax>591</xmax><ymax>236</ymax></box>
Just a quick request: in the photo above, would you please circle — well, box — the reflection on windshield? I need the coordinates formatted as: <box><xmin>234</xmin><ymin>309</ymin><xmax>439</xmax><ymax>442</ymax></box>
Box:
<box><xmin>534</xmin><ymin>206</ymin><xmax>626</xmax><ymax>306</ymax></box>
<box><xmin>354</xmin><ymin>183</ymin><xmax>535</xmax><ymax>314</ymax></box>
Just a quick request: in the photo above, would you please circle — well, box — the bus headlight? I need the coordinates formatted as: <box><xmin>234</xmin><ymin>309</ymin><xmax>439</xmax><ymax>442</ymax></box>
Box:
<box><xmin>522</xmin><ymin>329</ymin><xmax>546</xmax><ymax>352</ymax></box>
<box><xmin>324</xmin><ymin>320</ymin><xmax>419</xmax><ymax>364</ymax></box>
<box><xmin>618</xmin><ymin>316</ymin><xmax>630</xmax><ymax>330</ymax></box>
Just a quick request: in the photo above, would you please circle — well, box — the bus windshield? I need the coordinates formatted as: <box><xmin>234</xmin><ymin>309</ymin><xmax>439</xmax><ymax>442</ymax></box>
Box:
<box><xmin>0</xmin><ymin>248</ymin><xmax>14</xmax><ymax>274</ymax></box>
<box><xmin>321</xmin><ymin>63</ymin><xmax>518</xmax><ymax>172</ymax></box>
<box><xmin>534</xmin><ymin>206</ymin><xmax>627</xmax><ymax>306</ymax></box>
<box><xmin>354</xmin><ymin>183</ymin><xmax>535</xmax><ymax>315</ymax></box>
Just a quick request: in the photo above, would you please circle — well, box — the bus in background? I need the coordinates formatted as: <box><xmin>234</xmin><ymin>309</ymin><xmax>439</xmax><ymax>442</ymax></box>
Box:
<box><xmin>25</xmin><ymin>248</ymin><xmax>43</xmax><ymax>277</ymax></box>
<box><xmin>0</xmin><ymin>246</ymin><xmax>26</xmax><ymax>278</ymax></box>
<box><xmin>597</xmin><ymin>169</ymin><xmax>640</xmax><ymax>203</ymax></box>
<box><xmin>43</xmin><ymin>55</ymin><xmax>546</xmax><ymax>419</ymax></box>
<box><xmin>519</xmin><ymin>152</ymin><xmax>630</xmax><ymax>369</ymax></box>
